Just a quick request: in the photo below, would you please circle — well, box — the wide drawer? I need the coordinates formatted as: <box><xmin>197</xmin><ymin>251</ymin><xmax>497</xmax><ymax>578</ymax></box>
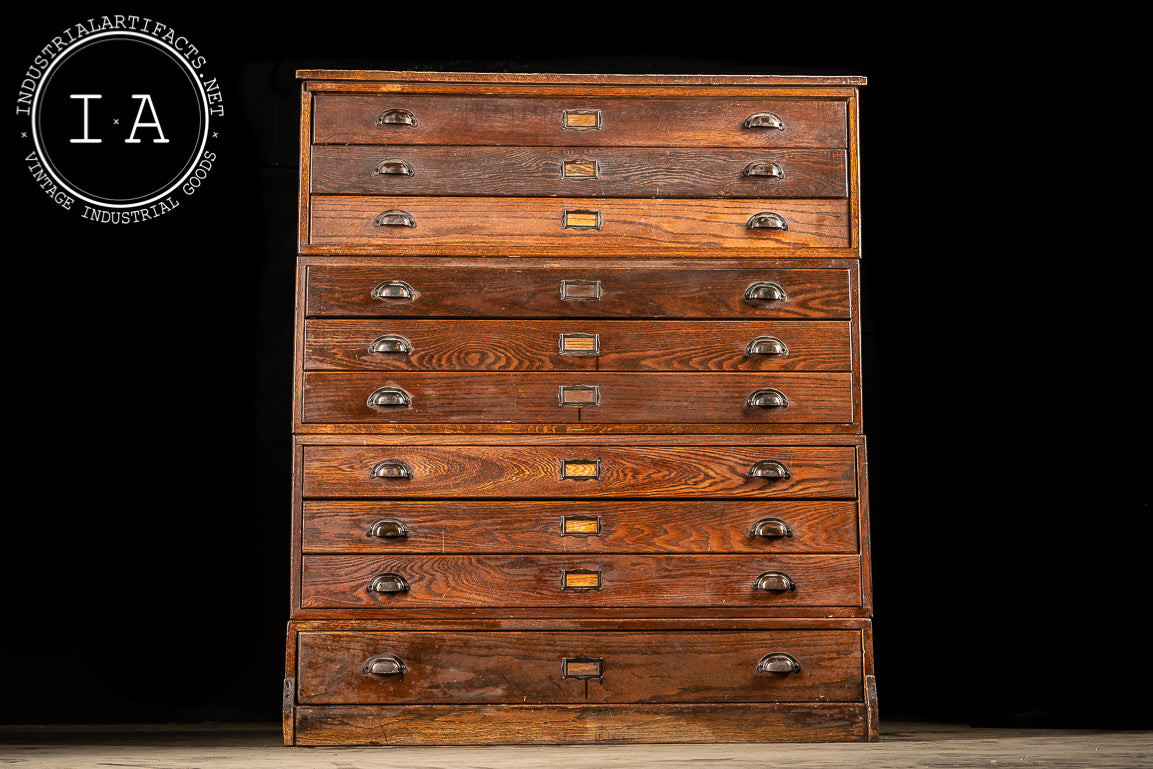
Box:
<box><xmin>301</xmin><ymin>444</ymin><xmax>857</xmax><ymax>499</ymax></box>
<box><xmin>307</xmin><ymin>197</ymin><xmax>850</xmax><ymax>252</ymax></box>
<box><xmin>304</xmin><ymin>320</ymin><xmax>852</xmax><ymax>372</ymax></box>
<box><xmin>310</xmin><ymin>146</ymin><xmax>848</xmax><ymax>198</ymax></box>
<box><xmin>302</xmin><ymin>499</ymin><xmax>860</xmax><ymax>554</ymax></box>
<box><xmin>301</xmin><ymin>372</ymin><xmax>854</xmax><ymax>425</ymax></box>
<box><xmin>311</xmin><ymin>94</ymin><xmax>848</xmax><ymax>147</ymax></box>
<box><xmin>300</xmin><ymin>554</ymin><xmax>863</xmax><ymax>609</ymax></box>
<box><xmin>296</xmin><ymin>629</ymin><xmax>864</xmax><ymax>704</ymax></box>
<box><xmin>305</xmin><ymin>265</ymin><xmax>852</xmax><ymax>319</ymax></box>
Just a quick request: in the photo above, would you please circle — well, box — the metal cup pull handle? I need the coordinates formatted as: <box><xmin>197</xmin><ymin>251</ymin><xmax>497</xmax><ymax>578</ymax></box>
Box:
<box><xmin>363</xmin><ymin>653</ymin><xmax>408</xmax><ymax>677</ymax></box>
<box><xmin>751</xmin><ymin>518</ymin><xmax>793</xmax><ymax>539</ymax></box>
<box><xmin>373</xmin><ymin>159</ymin><xmax>415</xmax><ymax>177</ymax></box>
<box><xmin>367</xmin><ymin>519</ymin><xmax>410</xmax><ymax>539</ymax></box>
<box><xmin>371</xmin><ymin>280</ymin><xmax>415</xmax><ymax>301</ymax></box>
<box><xmin>367</xmin><ymin>573</ymin><xmax>410</xmax><ymax>594</ymax></box>
<box><xmin>744</xmin><ymin>282</ymin><xmax>788</xmax><ymax>303</ymax></box>
<box><xmin>370</xmin><ymin>459</ymin><xmax>413</xmax><ymax>479</ymax></box>
<box><xmin>376</xmin><ymin>108</ymin><xmax>418</xmax><ymax>127</ymax></box>
<box><xmin>754</xmin><ymin>571</ymin><xmax>796</xmax><ymax>592</ymax></box>
<box><xmin>743</xmin><ymin>111</ymin><xmax>786</xmax><ymax>130</ymax></box>
<box><xmin>746</xmin><ymin>212</ymin><xmax>789</xmax><ymax>231</ymax></box>
<box><xmin>743</xmin><ymin>161</ymin><xmax>785</xmax><ymax>179</ymax></box>
<box><xmin>745</xmin><ymin>336</ymin><xmax>789</xmax><ymax>357</ymax></box>
<box><xmin>373</xmin><ymin>210</ymin><xmax>416</xmax><ymax>228</ymax></box>
<box><xmin>749</xmin><ymin>460</ymin><xmax>791</xmax><ymax>480</ymax></box>
<box><xmin>746</xmin><ymin>388</ymin><xmax>789</xmax><ymax>408</ymax></box>
<box><xmin>368</xmin><ymin>334</ymin><xmax>414</xmax><ymax>355</ymax></box>
<box><xmin>756</xmin><ymin>652</ymin><xmax>802</xmax><ymax>674</ymax></box>
<box><xmin>367</xmin><ymin>387</ymin><xmax>413</xmax><ymax>408</ymax></box>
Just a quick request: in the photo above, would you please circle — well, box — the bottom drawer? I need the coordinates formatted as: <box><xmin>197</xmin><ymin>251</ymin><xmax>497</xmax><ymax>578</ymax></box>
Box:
<box><xmin>296</xmin><ymin>629</ymin><xmax>864</xmax><ymax>705</ymax></box>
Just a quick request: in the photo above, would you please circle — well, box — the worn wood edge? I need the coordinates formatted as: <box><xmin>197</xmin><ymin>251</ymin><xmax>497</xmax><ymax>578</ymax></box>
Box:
<box><xmin>292</xmin><ymin>423</ymin><xmax>862</xmax><ymax>436</ymax></box>
<box><xmin>297</xmin><ymin>86</ymin><xmax>312</xmax><ymax>255</ymax></box>
<box><xmin>296</xmin><ymin>255</ymin><xmax>861</xmax><ymax>270</ymax></box>
<box><xmin>865</xmin><ymin>674</ymin><xmax>880</xmax><ymax>742</ymax></box>
<box><xmin>293</xmin><ymin>702</ymin><xmax>870</xmax><ymax>745</ymax></box>
<box><xmin>287</xmin><ymin>617</ymin><xmax>873</xmax><ymax>632</ymax></box>
<box><xmin>292</xmin><ymin>432</ymin><xmax>866</xmax><ymax>446</ymax></box>
<box><xmin>282</xmin><ymin>623</ymin><xmax>297</xmax><ymax>746</ymax></box>
<box><xmin>296</xmin><ymin>70</ymin><xmax>866</xmax><ymax>87</ymax></box>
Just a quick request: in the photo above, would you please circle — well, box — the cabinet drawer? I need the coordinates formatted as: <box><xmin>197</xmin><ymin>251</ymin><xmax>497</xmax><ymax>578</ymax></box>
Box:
<box><xmin>311</xmin><ymin>146</ymin><xmax>848</xmax><ymax>198</ymax></box>
<box><xmin>311</xmin><ymin>94</ymin><xmax>848</xmax><ymax>148</ymax></box>
<box><xmin>304</xmin><ymin>320</ymin><xmax>852</xmax><ymax>372</ymax></box>
<box><xmin>301</xmin><ymin>372</ymin><xmax>853</xmax><ymax>425</ymax></box>
<box><xmin>305</xmin><ymin>265</ymin><xmax>852</xmax><ymax>320</ymax></box>
<box><xmin>308</xmin><ymin>196</ymin><xmax>851</xmax><ymax>252</ymax></box>
<box><xmin>302</xmin><ymin>499</ymin><xmax>860</xmax><ymax>554</ymax></box>
<box><xmin>300</xmin><ymin>554</ymin><xmax>863</xmax><ymax>609</ymax></box>
<box><xmin>301</xmin><ymin>444</ymin><xmax>857</xmax><ymax>499</ymax></box>
<box><xmin>296</xmin><ymin>629</ymin><xmax>864</xmax><ymax>705</ymax></box>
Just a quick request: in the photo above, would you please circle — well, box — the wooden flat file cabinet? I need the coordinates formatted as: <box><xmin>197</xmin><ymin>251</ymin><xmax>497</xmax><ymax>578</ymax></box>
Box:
<box><xmin>286</xmin><ymin>70</ymin><xmax>875</xmax><ymax>745</ymax></box>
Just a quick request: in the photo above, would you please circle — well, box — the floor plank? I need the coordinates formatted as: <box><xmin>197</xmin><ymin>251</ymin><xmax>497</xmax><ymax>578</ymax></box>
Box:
<box><xmin>0</xmin><ymin>720</ymin><xmax>1149</xmax><ymax>768</ymax></box>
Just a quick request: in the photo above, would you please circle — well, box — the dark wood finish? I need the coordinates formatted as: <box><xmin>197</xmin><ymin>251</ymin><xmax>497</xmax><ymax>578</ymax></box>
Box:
<box><xmin>296</xmin><ymin>629</ymin><xmax>863</xmax><ymax>704</ymax></box>
<box><xmin>300</xmin><ymin>554</ymin><xmax>864</xmax><ymax>609</ymax></box>
<box><xmin>311</xmin><ymin>146</ymin><xmax>848</xmax><ymax>198</ymax></box>
<box><xmin>289</xmin><ymin>70</ymin><xmax>873</xmax><ymax>745</ymax></box>
<box><xmin>304</xmin><ymin>320</ymin><xmax>851</xmax><ymax>372</ymax></box>
<box><xmin>311</xmin><ymin>94</ymin><xmax>848</xmax><ymax>147</ymax></box>
<box><xmin>300</xmin><ymin>444</ymin><xmax>858</xmax><ymax>499</ymax></box>
<box><xmin>301</xmin><ymin>372</ymin><xmax>854</xmax><ymax>425</ymax></box>
<box><xmin>308</xmin><ymin>196</ymin><xmax>851</xmax><ymax>252</ymax></box>
<box><xmin>301</xmin><ymin>499</ymin><xmax>860</xmax><ymax>554</ymax></box>
<box><xmin>304</xmin><ymin>264</ymin><xmax>853</xmax><ymax>320</ymax></box>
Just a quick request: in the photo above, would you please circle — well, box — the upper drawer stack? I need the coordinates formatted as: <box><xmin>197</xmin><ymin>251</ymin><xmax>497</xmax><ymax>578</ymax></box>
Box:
<box><xmin>302</xmin><ymin>80</ymin><xmax>858</xmax><ymax>255</ymax></box>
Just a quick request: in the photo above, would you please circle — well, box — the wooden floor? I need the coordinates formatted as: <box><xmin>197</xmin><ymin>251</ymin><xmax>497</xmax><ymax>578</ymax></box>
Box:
<box><xmin>0</xmin><ymin>720</ymin><xmax>1149</xmax><ymax>768</ymax></box>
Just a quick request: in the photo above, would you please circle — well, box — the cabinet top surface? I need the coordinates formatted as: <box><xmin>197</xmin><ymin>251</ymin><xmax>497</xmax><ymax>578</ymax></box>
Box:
<box><xmin>296</xmin><ymin>70</ymin><xmax>866</xmax><ymax>87</ymax></box>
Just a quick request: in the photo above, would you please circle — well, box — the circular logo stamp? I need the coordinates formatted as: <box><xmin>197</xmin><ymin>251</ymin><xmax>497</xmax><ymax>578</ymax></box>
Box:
<box><xmin>16</xmin><ymin>16</ymin><xmax>223</xmax><ymax>223</ymax></box>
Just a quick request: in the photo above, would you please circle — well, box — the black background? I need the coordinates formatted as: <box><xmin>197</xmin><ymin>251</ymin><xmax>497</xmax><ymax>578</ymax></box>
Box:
<box><xmin>5</xmin><ymin>8</ymin><xmax>1148</xmax><ymax>730</ymax></box>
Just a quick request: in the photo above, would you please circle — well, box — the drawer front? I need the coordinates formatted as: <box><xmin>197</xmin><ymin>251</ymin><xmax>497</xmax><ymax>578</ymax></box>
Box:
<box><xmin>301</xmin><ymin>444</ymin><xmax>857</xmax><ymax>499</ymax></box>
<box><xmin>300</xmin><ymin>554</ymin><xmax>863</xmax><ymax>609</ymax></box>
<box><xmin>311</xmin><ymin>94</ymin><xmax>848</xmax><ymax>148</ymax></box>
<box><xmin>302</xmin><ymin>499</ymin><xmax>860</xmax><ymax>554</ymax></box>
<box><xmin>296</xmin><ymin>629</ymin><xmax>864</xmax><ymax>705</ymax></box>
<box><xmin>301</xmin><ymin>372</ymin><xmax>853</xmax><ymax>425</ymax></box>
<box><xmin>311</xmin><ymin>146</ymin><xmax>848</xmax><ymax>198</ymax></box>
<box><xmin>305</xmin><ymin>265</ymin><xmax>852</xmax><ymax>320</ymax></box>
<box><xmin>305</xmin><ymin>320</ymin><xmax>852</xmax><ymax>372</ymax></box>
<box><xmin>308</xmin><ymin>197</ymin><xmax>850</xmax><ymax>251</ymax></box>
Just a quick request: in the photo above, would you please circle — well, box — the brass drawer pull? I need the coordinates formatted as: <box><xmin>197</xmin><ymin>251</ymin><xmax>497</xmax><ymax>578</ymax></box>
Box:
<box><xmin>371</xmin><ymin>280</ymin><xmax>415</xmax><ymax>301</ymax></box>
<box><xmin>376</xmin><ymin>108</ymin><xmax>417</xmax><ymax>127</ymax></box>
<box><xmin>373</xmin><ymin>209</ymin><xmax>416</xmax><ymax>228</ymax></box>
<box><xmin>743</xmin><ymin>111</ymin><xmax>786</xmax><ymax>131</ymax></box>
<box><xmin>367</xmin><ymin>573</ymin><xmax>410</xmax><ymax>594</ymax></box>
<box><xmin>744</xmin><ymin>282</ymin><xmax>787</xmax><ymax>303</ymax></box>
<box><xmin>367</xmin><ymin>387</ymin><xmax>413</xmax><ymax>408</ymax></box>
<box><xmin>745</xmin><ymin>336</ymin><xmax>789</xmax><ymax>357</ymax></box>
<box><xmin>561</xmin><ymin>515</ymin><xmax>602</xmax><ymax>537</ymax></box>
<box><xmin>756</xmin><ymin>652</ymin><xmax>801</xmax><ymax>674</ymax></box>
<box><xmin>368</xmin><ymin>334</ymin><xmax>413</xmax><ymax>355</ymax></box>
<box><xmin>559</xmin><ymin>385</ymin><xmax>600</xmax><ymax>407</ymax></box>
<box><xmin>754</xmin><ymin>571</ymin><xmax>796</xmax><ymax>592</ymax></box>
<box><xmin>561</xmin><ymin>459</ymin><xmax>601</xmax><ymax>481</ymax></box>
<box><xmin>562</xmin><ymin>657</ymin><xmax>604</xmax><ymax>680</ymax></box>
<box><xmin>749</xmin><ymin>459</ymin><xmax>791</xmax><ymax>480</ymax></box>
<box><xmin>563</xmin><ymin>209</ymin><xmax>602</xmax><ymax>230</ymax></box>
<box><xmin>746</xmin><ymin>388</ymin><xmax>789</xmax><ymax>408</ymax></box>
<box><xmin>751</xmin><ymin>518</ymin><xmax>793</xmax><ymax>538</ymax></box>
<box><xmin>370</xmin><ymin>459</ymin><xmax>413</xmax><ymax>479</ymax></box>
<box><xmin>743</xmin><ymin>161</ymin><xmax>785</xmax><ymax>179</ymax></box>
<box><xmin>559</xmin><ymin>333</ymin><xmax>600</xmax><ymax>356</ymax></box>
<box><xmin>363</xmin><ymin>653</ymin><xmax>408</xmax><ymax>677</ymax></box>
<box><xmin>746</xmin><ymin>212</ymin><xmax>789</xmax><ymax>231</ymax></box>
<box><xmin>367</xmin><ymin>519</ymin><xmax>410</xmax><ymax>539</ymax></box>
<box><xmin>562</xmin><ymin>569</ymin><xmax>602</xmax><ymax>591</ymax></box>
<box><xmin>562</xmin><ymin>109</ymin><xmax>601</xmax><ymax>130</ymax></box>
<box><xmin>560</xmin><ymin>279</ymin><xmax>602</xmax><ymax>301</ymax></box>
<box><xmin>373</xmin><ymin>159</ymin><xmax>414</xmax><ymax>177</ymax></box>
